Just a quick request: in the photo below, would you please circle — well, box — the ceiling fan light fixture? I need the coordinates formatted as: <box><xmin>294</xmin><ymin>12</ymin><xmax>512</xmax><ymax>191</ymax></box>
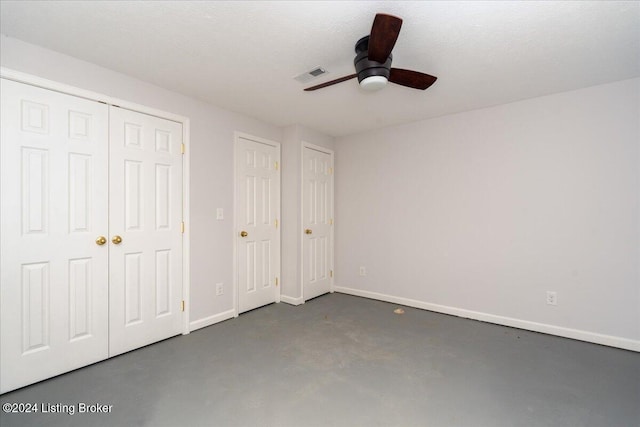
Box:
<box><xmin>359</xmin><ymin>75</ymin><xmax>388</xmax><ymax>91</ymax></box>
<box><xmin>302</xmin><ymin>14</ymin><xmax>437</xmax><ymax>93</ymax></box>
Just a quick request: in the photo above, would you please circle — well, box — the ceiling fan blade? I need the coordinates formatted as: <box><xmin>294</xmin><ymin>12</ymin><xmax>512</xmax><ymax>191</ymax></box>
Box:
<box><xmin>304</xmin><ymin>74</ymin><xmax>357</xmax><ymax>91</ymax></box>
<box><xmin>389</xmin><ymin>68</ymin><xmax>438</xmax><ymax>90</ymax></box>
<box><xmin>368</xmin><ymin>14</ymin><xmax>403</xmax><ymax>63</ymax></box>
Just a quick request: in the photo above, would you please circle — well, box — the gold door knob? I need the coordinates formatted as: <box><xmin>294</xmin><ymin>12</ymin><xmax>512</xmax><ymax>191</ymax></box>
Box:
<box><xmin>96</xmin><ymin>236</ymin><xmax>107</xmax><ymax>246</ymax></box>
<box><xmin>240</xmin><ymin>231</ymin><xmax>248</xmax><ymax>237</ymax></box>
<box><xmin>112</xmin><ymin>235</ymin><xmax>123</xmax><ymax>244</ymax></box>
<box><xmin>305</xmin><ymin>229</ymin><xmax>313</xmax><ymax>235</ymax></box>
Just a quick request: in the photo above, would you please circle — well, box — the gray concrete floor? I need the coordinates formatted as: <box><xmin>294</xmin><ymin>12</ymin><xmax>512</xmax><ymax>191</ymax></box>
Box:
<box><xmin>1</xmin><ymin>293</ymin><xmax>638</xmax><ymax>427</ymax></box>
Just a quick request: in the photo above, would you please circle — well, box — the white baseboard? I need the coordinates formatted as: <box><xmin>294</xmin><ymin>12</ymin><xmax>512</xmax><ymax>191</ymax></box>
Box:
<box><xmin>189</xmin><ymin>309</ymin><xmax>235</xmax><ymax>332</ymax></box>
<box><xmin>334</xmin><ymin>286</ymin><xmax>639</xmax><ymax>352</ymax></box>
<box><xmin>280</xmin><ymin>295</ymin><xmax>305</xmax><ymax>306</ymax></box>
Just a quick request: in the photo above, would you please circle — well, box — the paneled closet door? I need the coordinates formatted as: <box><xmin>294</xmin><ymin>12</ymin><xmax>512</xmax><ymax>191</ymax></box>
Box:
<box><xmin>302</xmin><ymin>146</ymin><xmax>333</xmax><ymax>300</ymax></box>
<box><xmin>0</xmin><ymin>79</ymin><xmax>109</xmax><ymax>393</ymax></box>
<box><xmin>108</xmin><ymin>106</ymin><xmax>183</xmax><ymax>357</ymax></box>
<box><xmin>236</xmin><ymin>136</ymin><xmax>280</xmax><ymax>314</ymax></box>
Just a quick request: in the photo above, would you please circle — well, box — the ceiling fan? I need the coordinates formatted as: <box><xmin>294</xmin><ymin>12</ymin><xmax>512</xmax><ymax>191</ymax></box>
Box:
<box><xmin>305</xmin><ymin>13</ymin><xmax>437</xmax><ymax>92</ymax></box>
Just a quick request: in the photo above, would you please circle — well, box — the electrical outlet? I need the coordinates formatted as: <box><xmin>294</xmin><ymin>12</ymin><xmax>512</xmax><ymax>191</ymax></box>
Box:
<box><xmin>546</xmin><ymin>291</ymin><xmax>557</xmax><ymax>306</ymax></box>
<box><xmin>216</xmin><ymin>283</ymin><xmax>224</xmax><ymax>296</ymax></box>
<box><xmin>359</xmin><ymin>266</ymin><xmax>366</xmax><ymax>276</ymax></box>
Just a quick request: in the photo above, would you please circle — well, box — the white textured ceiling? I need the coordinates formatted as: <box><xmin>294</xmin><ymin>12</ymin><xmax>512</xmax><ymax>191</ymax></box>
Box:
<box><xmin>1</xmin><ymin>1</ymin><xmax>639</xmax><ymax>137</ymax></box>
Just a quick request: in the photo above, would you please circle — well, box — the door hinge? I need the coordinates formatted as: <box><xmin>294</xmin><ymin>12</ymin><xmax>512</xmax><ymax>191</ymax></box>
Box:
<box><xmin>328</xmin><ymin>167</ymin><xmax>333</xmax><ymax>175</ymax></box>
<box><xmin>181</xmin><ymin>221</ymin><xmax>185</xmax><ymax>233</ymax></box>
<box><xmin>275</xmin><ymin>219</ymin><xmax>279</xmax><ymax>228</ymax></box>
<box><xmin>329</xmin><ymin>218</ymin><xmax>333</xmax><ymax>225</ymax></box>
<box><xmin>275</xmin><ymin>161</ymin><xmax>279</xmax><ymax>171</ymax></box>
<box><xmin>275</xmin><ymin>277</ymin><xmax>279</xmax><ymax>286</ymax></box>
<box><xmin>181</xmin><ymin>143</ymin><xmax>185</xmax><ymax>154</ymax></box>
<box><xmin>330</xmin><ymin>270</ymin><xmax>333</xmax><ymax>278</ymax></box>
<box><xmin>181</xmin><ymin>300</ymin><xmax>185</xmax><ymax>312</ymax></box>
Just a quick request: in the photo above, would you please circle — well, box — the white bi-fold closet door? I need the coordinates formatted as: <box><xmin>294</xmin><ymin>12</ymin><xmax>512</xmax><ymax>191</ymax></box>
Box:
<box><xmin>0</xmin><ymin>79</ymin><xmax>110</xmax><ymax>394</ymax></box>
<box><xmin>0</xmin><ymin>78</ymin><xmax>184</xmax><ymax>393</ymax></box>
<box><xmin>108</xmin><ymin>106</ymin><xmax>183</xmax><ymax>357</ymax></box>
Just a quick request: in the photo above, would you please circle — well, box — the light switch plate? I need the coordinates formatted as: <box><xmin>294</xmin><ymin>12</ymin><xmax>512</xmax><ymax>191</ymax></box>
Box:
<box><xmin>216</xmin><ymin>208</ymin><xmax>224</xmax><ymax>220</ymax></box>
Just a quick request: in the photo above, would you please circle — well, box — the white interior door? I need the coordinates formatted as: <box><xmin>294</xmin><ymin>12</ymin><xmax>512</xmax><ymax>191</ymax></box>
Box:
<box><xmin>108</xmin><ymin>106</ymin><xmax>183</xmax><ymax>356</ymax></box>
<box><xmin>302</xmin><ymin>146</ymin><xmax>333</xmax><ymax>300</ymax></box>
<box><xmin>0</xmin><ymin>79</ymin><xmax>109</xmax><ymax>393</ymax></box>
<box><xmin>236</xmin><ymin>136</ymin><xmax>280</xmax><ymax>314</ymax></box>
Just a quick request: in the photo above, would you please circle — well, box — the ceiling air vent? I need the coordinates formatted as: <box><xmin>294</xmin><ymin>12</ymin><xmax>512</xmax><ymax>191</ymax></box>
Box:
<box><xmin>294</xmin><ymin>67</ymin><xmax>328</xmax><ymax>84</ymax></box>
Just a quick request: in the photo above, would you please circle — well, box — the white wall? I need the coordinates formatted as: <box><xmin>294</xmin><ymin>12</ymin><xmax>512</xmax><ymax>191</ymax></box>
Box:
<box><xmin>281</xmin><ymin>125</ymin><xmax>335</xmax><ymax>302</ymax></box>
<box><xmin>334</xmin><ymin>78</ymin><xmax>640</xmax><ymax>350</ymax></box>
<box><xmin>0</xmin><ymin>36</ymin><xmax>283</xmax><ymax>328</ymax></box>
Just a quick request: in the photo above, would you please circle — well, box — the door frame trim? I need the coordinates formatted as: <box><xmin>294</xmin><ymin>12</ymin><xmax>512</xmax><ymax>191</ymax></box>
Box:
<box><xmin>300</xmin><ymin>141</ymin><xmax>335</xmax><ymax>301</ymax></box>
<box><xmin>233</xmin><ymin>132</ymin><xmax>282</xmax><ymax>316</ymax></box>
<box><xmin>0</xmin><ymin>67</ymin><xmax>193</xmax><ymax>335</ymax></box>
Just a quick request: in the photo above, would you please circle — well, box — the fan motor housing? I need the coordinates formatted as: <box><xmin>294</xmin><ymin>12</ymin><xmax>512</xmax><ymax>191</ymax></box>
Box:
<box><xmin>354</xmin><ymin>36</ymin><xmax>392</xmax><ymax>83</ymax></box>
